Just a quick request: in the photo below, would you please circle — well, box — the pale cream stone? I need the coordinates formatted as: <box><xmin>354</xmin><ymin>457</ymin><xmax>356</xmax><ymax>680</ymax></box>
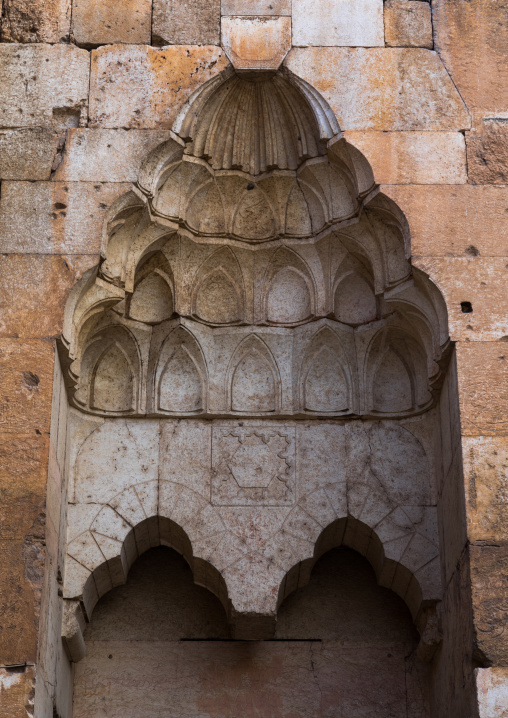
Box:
<box><xmin>221</xmin><ymin>16</ymin><xmax>291</xmax><ymax>71</ymax></box>
<box><xmin>0</xmin><ymin>44</ymin><xmax>89</xmax><ymax>129</ymax></box>
<box><xmin>344</xmin><ymin>131</ymin><xmax>467</xmax><ymax>184</ymax></box>
<box><xmin>72</xmin><ymin>0</ymin><xmax>152</xmax><ymax>46</ymax></box>
<box><xmin>476</xmin><ymin>668</ymin><xmax>508</xmax><ymax>718</ymax></box>
<box><xmin>52</xmin><ymin>130</ymin><xmax>173</xmax><ymax>182</ymax></box>
<box><xmin>89</xmin><ymin>45</ymin><xmax>229</xmax><ymax>130</ymax></box>
<box><xmin>74</xmin><ymin>420</ymin><xmax>159</xmax><ymax>504</ymax></box>
<box><xmin>285</xmin><ymin>48</ymin><xmax>470</xmax><ymax>131</ymax></box>
<box><xmin>152</xmin><ymin>0</ymin><xmax>220</xmax><ymax>45</ymax></box>
<box><xmin>292</xmin><ymin>0</ymin><xmax>384</xmax><ymax>48</ymax></box>
<box><xmin>159</xmin><ymin>422</ymin><xmax>212</xmax><ymax>500</ymax></box>
<box><xmin>221</xmin><ymin>0</ymin><xmax>291</xmax><ymax>14</ymax></box>
<box><xmin>384</xmin><ymin>0</ymin><xmax>433</xmax><ymax>49</ymax></box>
<box><xmin>0</xmin><ymin>181</ymin><xmax>131</xmax><ymax>254</ymax></box>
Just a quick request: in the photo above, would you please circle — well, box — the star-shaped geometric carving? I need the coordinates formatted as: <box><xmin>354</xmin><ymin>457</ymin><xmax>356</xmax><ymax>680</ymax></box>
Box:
<box><xmin>212</xmin><ymin>426</ymin><xmax>296</xmax><ymax>506</ymax></box>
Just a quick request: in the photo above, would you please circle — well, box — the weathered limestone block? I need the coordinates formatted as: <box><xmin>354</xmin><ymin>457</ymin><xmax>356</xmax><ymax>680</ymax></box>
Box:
<box><xmin>345</xmin><ymin>131</ymin><xmax>466</xmax><ymax>184</ymax></box>
<box><xmin>0</xmin><ymin>255</ymin><xmax>96</xmax><ymax>339</ymax></box>
<box><xmin>221</xmin><ymin>16</ymin><xmax>291</xmax><ymax>71</ymax></box>
<box><xmin>72</xmin><ymin>0</ymin><xmax>152</xmax><ymax>46</ymax></box>
<box><xmin>0</xmin><ymin>484</ymin><xmax>48</xmax><ymax>662</ymax></box>
<box><xmin>413</xmin><ymin>258</ymin><xmax>508</xmax><ymax>342</ymax></box>
<box><xmin>89</xmin><ymin>45</ymin><xmax>229</xmax><ymax>129</ymax></box>
<box><xmin>384</xmin><ymin>0</ymin><xmax>432</xmax><ymax>48</ymax></box>
<box><xmin>52</xmin><ymin>130</ymin><xmax>172</xmax><ymax>182</ymax></box>
<box><xmin>433</xmin><ymin>0</ymin><xmax>508</xmax><ymax>128</ymax></box>
<box><xmin>292</xmin><ymin>0</ymin><xmax>384</xmax><ymax>47</ymax></box>
<box><xmin>0</xmin><ymin>44</ymin><xmax>89</xmax><ymax>129</ymax></box>
<box><xmin>153</xmin><ymin>0</ymin><xmax>220</xmax><ymax>45</ymax></box>
<box><xmin>463</xmin><ymin>436</ymin><xmax>508</xmax><ymax>544</ymax></box>
<box><xmin>221</xmin><ymin>0</ymin><xmax>291</xmax><ymax>14</ymax></box>
<box><xmin>383</xmin><ymin>185</ymin><xmax>508</xmax><ymax>257</ymax></box>
<box><xmin>0</xmin><ymin>0</ymin><xmax>70</xmax><ymax>43</ymax></box>
<box><xmin>476</xmin><ymin>668</ymin><xmax>508</xmax><ymax>718</ymax></box>
<box><xmin>467</xmin><ymin>119</ymin><xmax>508</xmax><ymax>185</ymax></box>
<box><xmin>456</xmin><ymin>342</ymin><xmax>508</xmax><ymax>437</ymax></box>
<box><xmin>73</xmin><ymin>421</ymin><xmax>159</xmax><ymax>504</ymax></box>
<box><xmin>0</xmin><ymin>181</ymin><xmax>131</xmax><ymax>253</ymax></box>
<box><xmin>0</xmin><ymin>339</ymin><xmax>55</xmax><ymax>434</ymax></box>
<box><xmin>470</xmin><ymin>544</ymin><xmax>508</xmax><ymax>666</ymax></box>
<box><xmin>285</xmin><ymin>48</ymin><xmax>470</xmax><ymax>130</ymax></box>
<box><xmin>0</xmin><ymin>128</ymin><xmax>59</xmax><ymax>180</ymax></box>
<box><xmin>0</xmin><ymin>667</ymin><xmax>36</xmax><ymax>715</ymax></box>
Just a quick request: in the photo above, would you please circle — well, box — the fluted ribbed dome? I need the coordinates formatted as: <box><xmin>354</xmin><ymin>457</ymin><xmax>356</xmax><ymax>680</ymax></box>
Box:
<box><xmin>173</xmin><ymin>68</ymin><xmax>340</xmax><ymax>176</ymax></box>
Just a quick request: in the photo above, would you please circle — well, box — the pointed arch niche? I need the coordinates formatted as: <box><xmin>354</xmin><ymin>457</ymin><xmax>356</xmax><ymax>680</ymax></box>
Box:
<box><xmin>41</xmin><ymin>65</ymin><xmax>472</xmax><ymax>718</ymax></box>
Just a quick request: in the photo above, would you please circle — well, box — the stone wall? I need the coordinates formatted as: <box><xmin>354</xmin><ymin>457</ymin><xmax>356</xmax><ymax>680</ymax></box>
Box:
<box><xmin>0</xmin><ymin>1</ymin><xmax>506</xmax><ymax>717</ymax></box>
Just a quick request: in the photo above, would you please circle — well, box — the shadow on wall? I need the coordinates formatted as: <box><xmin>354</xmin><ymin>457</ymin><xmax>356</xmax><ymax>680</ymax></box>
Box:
<box><xmin>73</xmin><ymin>545</ymin><xmax>428</xmax><ymax>718</ymax></box>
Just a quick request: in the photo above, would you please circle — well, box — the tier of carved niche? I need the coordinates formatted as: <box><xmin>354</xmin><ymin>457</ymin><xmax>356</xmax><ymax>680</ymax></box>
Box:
<box><xmin>63</xmin><ymin>67</ymin><xmax>449</xmax><ymax>422</ymax></box>
<box><xmin>70</xmin><ymin>225</ymin><xmax>441</xmax><ymax>419</ymax></box>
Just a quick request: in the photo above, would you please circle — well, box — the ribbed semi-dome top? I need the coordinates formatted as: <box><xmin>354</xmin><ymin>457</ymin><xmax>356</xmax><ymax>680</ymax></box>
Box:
<box><xmin>173</xmin><ymin>68</ymin><xmax>341</xmax><ymax>176</ymax></box>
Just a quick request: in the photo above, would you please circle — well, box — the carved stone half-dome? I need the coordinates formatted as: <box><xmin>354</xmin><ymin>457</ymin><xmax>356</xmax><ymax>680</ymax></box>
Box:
<box><xmin>173</xmin><ymin>67</ymin><xmax>341</xmax><ymax>175</ymax></box>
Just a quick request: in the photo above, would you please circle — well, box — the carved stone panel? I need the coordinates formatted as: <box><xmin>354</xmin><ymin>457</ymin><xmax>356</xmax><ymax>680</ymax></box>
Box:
<box><xmin>211</xmin><ymin>425</ymin><xmax>296</xmax><ymax>506</ymax></box>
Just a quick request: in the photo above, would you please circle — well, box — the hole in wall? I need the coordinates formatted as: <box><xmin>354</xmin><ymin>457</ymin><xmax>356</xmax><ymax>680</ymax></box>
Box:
<box><xmin>461</xmin><ymin>301</ymin><xmax>473</xmax><ymax>313</ymax></box>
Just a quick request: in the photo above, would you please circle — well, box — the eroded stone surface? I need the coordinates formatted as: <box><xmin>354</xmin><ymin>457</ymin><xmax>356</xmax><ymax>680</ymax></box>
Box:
<box><xmin>467</xmin><ymin>119</ymin><xmax>508</xmax><ymax>185</ymax></box>
<box><xmin>413</xmin><ymin>258</ymin><xmax>508</xmax><ymax>341</ymax></box>
<box><xmin>285</xmin><ymin>48</ymin><xmax>470</xmax><ymax>131</ymax></box>
<box><xmin>221</xmin><ymin>16</ymin><xmax>291</xmax><ymax>71</ymax></box>
<box><xmin>72</xmin><ymin>0</ymin><xmax>152</xmax><ymax>46</ymax></box>
<box><xmin>0</xmin><ymin>255</ymin><xmax>96</xmax><ymax>339</ymax></box>
<box><xmin>345</xmin><ymin>131</ymin><xmax>466</xmax><ymax>184</ymax></box>
<box><xmin>89</xmin><ymin>45</ymin><xmax>229</xmax><ymax>129</ymax></box>
<box><xmin>221</xmin><ymin>0</ymin><xmax>291</xmax><ymax>14</ymax></box>
<box><xmin>152</xmin><ymin>0</ymin><xmax>220</xmax><ymax>45</ymax></box>
<box><xmin>470</xmin><ymin>544</ymin><xmax>508</xmax><ymax>666</ymax></box>
<box><xmin>456</xmin><ymin>342</ymin><xmax>508</xmax><ymax>437</ymax></box>
<box><xmin>292</xmin><ymin>0</ymin><xmax>384</xmax><ymax>47</ymax></box>
<box><xmin>383</xmin><ymin>185</ymin><xmax>508</xmax><ymax>257</ymax></box>
<box><xmin>0</xmin><ymin>0</ymin><xmax>70</xmax><ymax>42</ymax></box>
<box><xmin>52</xmin><ymin>129</ymin><xmax>173</xmax><ymax>182</ymax></box>
<box><xmin>476</xmin><ymin>668</ymin><xmax>508</xmax><ymax>718</ymax></box>
<box><xmin>433</xmin><ymin>0</ymin><xmax>508</xmax><ymax>128</ymax></box>
<box><xmin>0</xmin><ymin>181</ymin><xmax>131</xmax><ymax>253</ymax></box>
<box><xmin>384</xmin><ymin>0</ymin><xmax>433</xmax><ymax>48</ymax></box>
<box><xmin>0</xmin><ymin>129</ymin><xmax>59</xmax><ymax>180</ymax></box>
<box><xmin>0</xmin><ymin>44</ymin><xmax>89</xmax><ymax>129</ymax></box>
<box><xmin>464</xmin><ymin>436</ymin><xmax>508</xmax><ymax>543</ymax></box>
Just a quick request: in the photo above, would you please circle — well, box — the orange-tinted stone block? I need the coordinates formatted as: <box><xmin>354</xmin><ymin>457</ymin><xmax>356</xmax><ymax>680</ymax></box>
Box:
<box><xmin>456</xmin><ymin>342</ymin><xmax>508</xmax><ymax>437</ymax></box>
<box><xmin>383</xmin><ymin>185</ymin><xmax>508</xmax><ymax>257</ymax></box>
<box><xmin>0</xmin><ymin>255</ymin><xmax>96</xmax><ymax>340</ymax></box>
<box><xmin>89</xmin><ymin>45</ymin><xmax>229</xmax><ymax>130</ymax></box>
<box><xmin>433</xmin><ymin>0</ymin><xmax>508</xmax><ymax>129</ymax></box>
<box><xmin>72</xmin><ymin>0</ymin><xmax>151</xmax><ymax>46</ymax></box>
